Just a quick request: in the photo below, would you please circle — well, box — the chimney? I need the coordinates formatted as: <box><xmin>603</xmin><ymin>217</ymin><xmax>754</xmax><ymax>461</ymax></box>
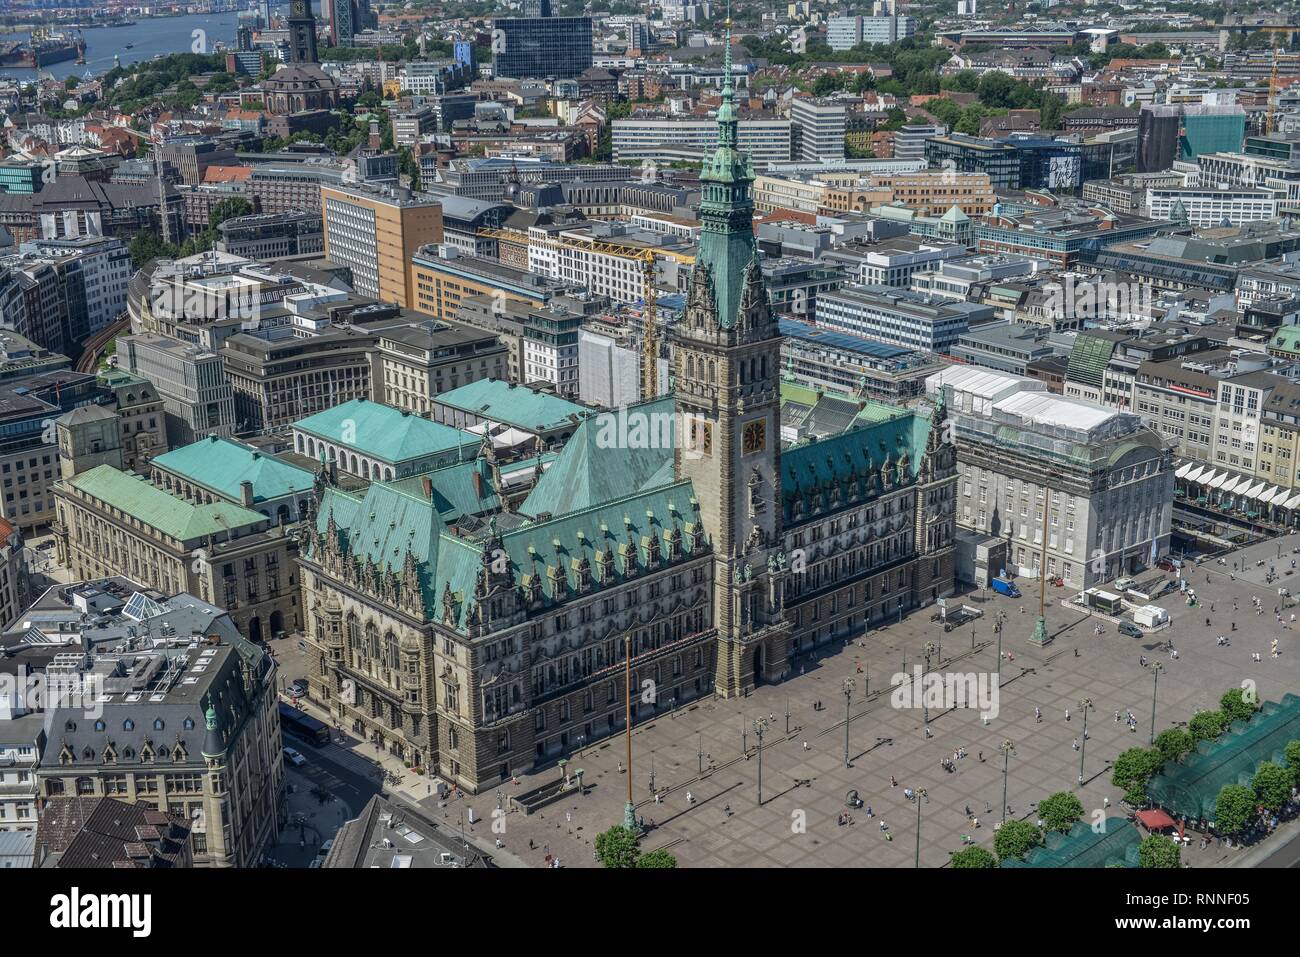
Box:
<box><xmin>239</xmin><ymin>480</ymin><xmax>254</xmax><ymax>507</ymax></box>
<box><xmin>369</xmin><ymin>120</ymin><xmax>381</xmax><ymax>151</ymax></box>
<box><xmin>472</xmin><ymin>470</ymin><xmax>483</xmax><ymax>497</ymax></box>
<box><xmin>422</xmin><ymin>476</ymin><xmax>433</xmax><ymax>500</ymax></box>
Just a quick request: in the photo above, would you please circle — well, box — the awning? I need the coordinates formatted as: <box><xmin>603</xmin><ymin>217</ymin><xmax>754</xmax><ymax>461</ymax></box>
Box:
<box><xmin>1285</xmin><ymin>493</ymin><xmax>1300</xmax><ymax>510</ymax></box>
<box><xmin>1221</xmin><ymin>476</ymin><xmax>1246</xmax><ymax>495</ymax></box>
<box><xmin>1267</xmin><ymin>486</ymin><xmax>1290</xmax><ymax>504</ymax></box>
<box><xmin>1184</xmin><ymin>465</ymin><xmax>1207</xmax><ymax>484</ymax></box>
<box><xmin>1245</xmin><ymin>481</ymin><xmax>1268</xmax><ymax>500</ymax></box>
<box><xmin>1209</xmin><ymin>472</ymin><xmax>1231</xmax><ymax>489</ymax></box>
<box><xmin>1176</xmin><ymin>462</ymin><xmax>1194</xmax><ymax>479</ymax></box>
<box><xmin>1135</xmin><ymin>808</ymin><xmax>1177</xmax><ymax>831</ymax></box>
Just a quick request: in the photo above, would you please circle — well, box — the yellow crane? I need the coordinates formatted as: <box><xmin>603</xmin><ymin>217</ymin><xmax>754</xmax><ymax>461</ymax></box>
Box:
<box><xmin>1268</xmin><ymin>47</ymin><xmax>1280</xmax><ymax>136</ymax></box>
<box><xmin>476</xmin><ymin>228</ymin><xmax>689</xmax><ymax>399</ymax></box>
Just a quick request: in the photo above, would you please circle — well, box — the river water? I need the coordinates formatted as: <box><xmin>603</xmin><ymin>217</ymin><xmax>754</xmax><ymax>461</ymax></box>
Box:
<box><xmin>0</xmin><ymin>3</ymin><xmax>316</xmax><ymax>83</ymax></box>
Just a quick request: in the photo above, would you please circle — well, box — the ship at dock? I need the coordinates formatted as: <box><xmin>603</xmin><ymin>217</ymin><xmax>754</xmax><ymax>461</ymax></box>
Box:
<box><xmin>0</xmin><ymin>28</ymin><xmax>86</xmax><ymax>69</ymax></box>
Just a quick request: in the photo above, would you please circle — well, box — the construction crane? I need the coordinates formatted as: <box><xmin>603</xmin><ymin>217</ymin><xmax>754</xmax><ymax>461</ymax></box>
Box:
<box><xmin>476</xmin><ymin>228</ymin><xmax>690</xmax><ymax>400</ymax></box>
<box><xmin>1267</xmin><ymin>47</ymin><xmax>1280</xmax><ymax>136</ymax></box>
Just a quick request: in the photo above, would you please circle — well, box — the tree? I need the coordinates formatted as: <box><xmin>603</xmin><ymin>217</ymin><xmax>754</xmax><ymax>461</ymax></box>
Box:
<box><xmin>1213</xmin><ymin>783</ymin><xmax>1256</xmax><ymax>835</ymax></box>
<box><xmin>992</xmin><ymin>819</ymin><xmax>1043</xmax><ymax>863</ymax></box>
<box><xmin>950</xmin><ymin>845</ymin><xmax>997</xmax><ymax>868</ymax></box>
<box><xmin>1154</xmin><ymin>727</ymin><xmax>1194</xmax><ymax>763</ymax></box>
<box><xmin>128</xmin><ymin>232</ymin><xmax>178</xmax><ymax>270</ymax></box>
<box><xmin>1039</xmin><ymin>91</ymin><xmax>1064</xmax><ymax>132</ymax></box>
<box><xmin>1285</xmin><ymin>740</ymin><xmax>1300</xmax><ymax>781</ymax></box>
<box><xmin>1252</xmin><ymin>762</ymin><xmax>1292</xmax><ymax>812</ymax></box>
<box><xmin>1219</xmin><ymin>688</ymin><xmax>1258</xmax><ymax>724</ymax></box>
<box><xmin>635</xmin><ymin>848</ymin><xmax>678</xmax><ymax>868</ymax></box>
<box><xmin>208</xmin><ymin>197</ymin><xmax>254</xmax><ymax>230</ymax></box>
<box><xmin>1138</xmin><ymin>834</ymin><xmax>1181</xmax><ymax>868</ymax></box>
<box><xmin>1189</xmin><ymin>710</ymin><xmax>1228</xmax><ymax>742</ymax></box>
<box><xmin>812</xmin><ymin>72</ymin><xmax>846</xmax><ymax>96</ymax></box>
<box><xmin>1112</xmin><ymin>747</ymin><xmax>1164</xmax><ymax>804</ymax></box>
<box><xmin>65</xmin><ymin>76</ymin><xmax>79</xmax><ymax>91</ymax></box>
<box><xmin>594</xmin><ymin>825</ymin><xmax>640</xmax><ymax>868</ymax></box>
<box><xmin>1038</xmin><ymin>792</ymin><xmax>1084</xmax><ymax>833</ymax></box>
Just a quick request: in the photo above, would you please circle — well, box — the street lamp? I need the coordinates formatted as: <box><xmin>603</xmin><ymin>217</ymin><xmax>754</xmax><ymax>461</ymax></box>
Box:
<box><xmin>914</xmin><ymin>787</ymin><xmax>929</xmax><ymax>868</ymax></box>
<box><xmin>998</xmin><ymin>739</ymin><xmax>1015</xmax><ymax>824</ymax></box>
<box><xmin>994</xmin><ymin>609</ymin><xmax>1006</xmax><ymax>679</ymax></box>
<box><xmin>697</xmin><ymin>732</ymin><xmax>704</xmax><ymax>775</ymax></box>
<box><xmin>1078</xmin><ymin>697</ymin><xmax>1092</xmax><ymax>785</ymax></box>
<box><xmin>1149</xmin><ymin>662</ymin><xmax>1164</xmax><ymax>745</ymax></box>
<box><xmin>784</xmin><ymin>697</ymin><xmax>791</xmax><ymax>735</ymax></box>
<box><xmin>753</xmin><ymin>717</ymin><xmax>768</xmax><ymax>805</ymax></box>
<box><xmin>842</xmin><ymin>677</ymin><xmax>856</xmax><ymax>767</ymax></box>
<box><xmin>922</xmin><ymin>641</ymin><xmax>936</xmax><ymax>725</ymax></box>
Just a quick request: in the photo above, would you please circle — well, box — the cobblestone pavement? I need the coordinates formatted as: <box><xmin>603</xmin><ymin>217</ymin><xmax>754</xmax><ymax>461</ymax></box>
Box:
<box><xmin>476</xmin><ymin>536</ymin><xmax>1300</xmax><ymax>868</ymax></box>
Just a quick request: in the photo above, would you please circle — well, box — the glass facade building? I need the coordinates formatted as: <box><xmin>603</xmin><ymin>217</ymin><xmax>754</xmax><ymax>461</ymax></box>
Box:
<box><xmin>492</xmin><ymin>16</ymin><xmax>593</xmax><ymax>79</ymax></box>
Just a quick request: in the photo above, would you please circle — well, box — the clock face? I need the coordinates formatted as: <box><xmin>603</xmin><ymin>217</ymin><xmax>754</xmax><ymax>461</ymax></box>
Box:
<box><xmin>689</xmin><ymin>420</ymin><xmax>713</xmax><ymax>456</ymax></box>
<box><xmin>743</xmin><ymin>420</ymin><xmax>766</xmax><ymax>455</ymax></box>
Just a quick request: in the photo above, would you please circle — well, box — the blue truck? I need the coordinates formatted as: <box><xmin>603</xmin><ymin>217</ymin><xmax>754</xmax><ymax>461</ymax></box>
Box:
<box><xmin>991</xmin><ymin>576</ymin><xmax>1021</xmax><ymax>599</ymax></box>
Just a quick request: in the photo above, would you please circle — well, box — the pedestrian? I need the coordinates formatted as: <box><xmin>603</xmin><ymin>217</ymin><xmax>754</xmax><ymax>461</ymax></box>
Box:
<box><xmin>1072</xmin><ymin>738</ymin><xmax>1080</xmax><ymax>751</ymax></box>
<box><xmin>1065</xmin><ymin>708</ymin><xmax>1071</xmax><ymax>721</ymax></box>
<box><xmin>1103</xmin><ymin>796</ymin><xmax>1110</xmax><ymax>808</ymax></box>
<box><xmin>1114</xmin><ymin>710</ymin><xmax>1120</xmax><ymax>722</ymax></box>
<box><xmin>686</xmin><ymin>790</ymin><xmax>694</xmax><ymax>805</ymax></box>
<box><xmin>966</xmin><ymin>804</ymin><xmax>972</xmax><ymax>817</ymax></box>
<box><xmin>802</xmin><ymin>740</ymin><xmax>810</xmax><ymax>751</ymax></box>
<box><xmin>978</xmin><ymin>751</ymin><xmax>984</xmax><ymax>762</ymax></box>
<box><xmin>866</xmin><ymin>805</ymin><xmax>874</xmax><ymax>817</ymax></box>
<box><xmin>890</xmin><ymin>775</ymin><xmax>898</xmax><ymax>787</ymax></box>
<box><xmin>1035</xmin><ymin>707</ymin><xmax>1042</xmax><ymax>723</ymax></box>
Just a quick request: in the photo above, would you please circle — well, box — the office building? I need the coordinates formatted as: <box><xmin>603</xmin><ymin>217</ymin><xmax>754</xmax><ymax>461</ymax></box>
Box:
<box><xmin>931</xmin><ymin>365</ymin><xmax>1172</xmax><ymax>588</ymax></box>
<box><xmin>815</xmin><ymin>284</ymin><xmax>994</xmax><ymax>352</ymax></box>
<box><xmin>321</xmin><ymin>183</ymin><xmax>444</xmax><ymax>309</ymax></box>
<box><xmin>790</xmin><ymin>98</ymin><xmax>847</xmax><ymax>163</ymax></box>
<box><xmin>492</xmin><ymin>16</ymin><xmax>593</xmax><ymax>80</ymax></box>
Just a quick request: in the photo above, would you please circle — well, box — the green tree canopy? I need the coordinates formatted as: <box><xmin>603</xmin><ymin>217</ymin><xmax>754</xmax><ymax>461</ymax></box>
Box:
<box><xmin>1038</xmin><ymin>792</ymin><xmax>1084</xmax><ymax>833</ymax></box>
<box><xmin>1154</xmin><ymin>727</ymin><xmax>1194</xmax><ymax>763</ymax></box>
<box><xmin>1219</xmin><ymin>688</ymin><xmax>1259</xmax><ymax>724</ymax></box>
<box><xmin>950</xmin><ymin>845</ymin><xmax>997</xmax><ymax>868</ymax></box>
<box><xmin>594</xmin><ymin>825</ymin><xmax>640</xmax><ymax>868</ymax></box>
<box><xmin>1138</xmin><ymin>834</ymin><xmax>1181</xmax><ymax>868</ymax></box>
<box><xmin>635</xmin><ymin>848</ymin><xmax>678</xmax><ymax>868</ymax></box>
<box><xmin>1284</xmin><ymin>740</ymin><xmax>1300</xmax><ymax>780</ymax></box>
<box><xmin>208</xmin><ymin>197</ymin><xmax>254</xmax><ymax>230</ymax></box>
<box><xmin>1189</xmin><ymin>710</ymin><xmax>1228</xmax><ymax>742</ymax></box>
<box><xmin>1252</xmin><ymin>762</ymin><xmax>1293</xmax><ymax>812</ymax></box>
<box><xmin>993</xmin><ymin>819</ymin><xmax>1043</xmax><ymax>863</ymax></box>
<box><xmin>128</xmin><ymin>232</ymin><xmax>179</xmax><ymax>270</ymax></box>
<box><xmin>1112</xmin><ymin>747</ymin><xmax>1164</xmax><ymax>804</ymax></box>
<box><xmin>1213</xmin><ymin>783</ymin><xmax>1256</xmax><ymax>834</ymax></box>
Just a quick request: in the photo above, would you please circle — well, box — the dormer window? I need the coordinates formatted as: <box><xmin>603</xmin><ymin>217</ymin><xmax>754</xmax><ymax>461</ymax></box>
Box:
<box><xmin>94</xmin><ymin>719</ymin><xmax>105</xmax><ymax>732</ymax></box>
<box><xmin>183</xmin><ymin>718</ymin><xmax>195</xmax><ymax>730</ymax></box>
<box><xmin>123</xmin><ymin>719</ymin><xmax>135</xmax><ymax>732</ymax></box>
<box><xmin>154</xmin><ymin>719</ymin><xmax>165</xmax><ymax>731</ymax></box>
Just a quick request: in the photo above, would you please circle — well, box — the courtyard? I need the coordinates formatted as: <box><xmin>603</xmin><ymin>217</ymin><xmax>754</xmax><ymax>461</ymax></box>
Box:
<box><xmin>422</xmin><ymin>534</ymin><xmax>1300</xmax><ymax>867</ymax></box>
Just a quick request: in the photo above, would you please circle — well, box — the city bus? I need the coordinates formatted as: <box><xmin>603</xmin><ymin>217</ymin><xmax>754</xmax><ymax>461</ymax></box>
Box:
<box><xmin>278</xmin><ymin>701</ymin><xmax>330</xmax><ymax>747</ymax></box>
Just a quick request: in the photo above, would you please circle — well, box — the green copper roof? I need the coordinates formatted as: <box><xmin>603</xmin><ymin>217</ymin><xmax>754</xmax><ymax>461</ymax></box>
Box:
<box><xmin>152</xmin><ymin>436</ymin><xmax>315</xmax><ymax>505</ymax></box>
<box><xmin>65</xmin><ymin>465</ymin><xmax>269</xmax><ymax>541</ymax></box>
<box><xmin>782</xmin><ymin>412</ymin><xmax>932</xmax><ymax>520</ymax></box>
<box><xmin>521</xmin><ymin>396</ymin><xmax>678</xmax><ymax>518</ymax></box>
<box><xmin>433</xmin><ymin>379</ymin><xmax>589</xmax><ymax>433</ymax></box>
<box><xmin>295</xmin><ymin>398</ymin><xmax>478</xmax><ymax>465</ymax></box>
<box><xmin>386</xmin><ymin>458</ymin><xmax>500</xmax><ymax>523</ymax></box>
<box><xmin>1271</xmin><ymin>326</ymin><xmax>1300</xmax><ymax>355</ymax></box>
<box><xmin>695</xmin><ymin>18</ymin><xmax>757</xmax><ymax>330</ymax></box>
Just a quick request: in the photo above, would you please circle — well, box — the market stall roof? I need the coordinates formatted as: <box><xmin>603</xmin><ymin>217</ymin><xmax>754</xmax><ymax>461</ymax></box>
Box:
<box><xmin>1176</xmin><ymin>462</ymin><xmax>1194</xmax><ymax>479</ymax></box>
<box><xmin>1184</xmin><ymin>464</ymin><xmax>1207</xmax><ymax>484</ymax></box>
<box><xmin>1135</xmin><ymin>808</ymin><xmax>1177</xmax><ymax>830</ymax></box>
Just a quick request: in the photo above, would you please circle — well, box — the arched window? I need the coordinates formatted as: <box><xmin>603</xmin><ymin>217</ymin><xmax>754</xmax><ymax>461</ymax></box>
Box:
<box><xmin>94</xmin><ymin>719</ymin><xmax>105</xmax><ymax>732</ymax></box>
<box><xmin>183</xmin><ymin>718</ymin><xmax>195</xmax><ymax>730</ymax></box>
<box><xmin>347</xmin><ymin>613</ymin><xmax>360</xmax><ymax>653</ymax></box>
<box><xmin>153</xmin><ymin>718</ymin><xmax>165</xmax><ymax>731</ymax></box>
<box><xmin>385</xmin><ymin>631</ymin><xmax>400</xmax><ymax>671</ymax></box>
<box><xmin>122</xmin><ymin>719</ymin><xmax>134</xmax><ymax>732</ymax></box>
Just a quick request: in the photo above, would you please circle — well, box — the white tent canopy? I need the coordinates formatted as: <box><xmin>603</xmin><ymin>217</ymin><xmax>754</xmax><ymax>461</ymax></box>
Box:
<box><xmin>1184</xmin><ymin>465</ymin><xmax>1207</xmax><ymax>484</ymax></box>
<box><xmin>1176</xmin><ymin>462</ymin><xmax>1194</xmax><ymax>479</ymax></box>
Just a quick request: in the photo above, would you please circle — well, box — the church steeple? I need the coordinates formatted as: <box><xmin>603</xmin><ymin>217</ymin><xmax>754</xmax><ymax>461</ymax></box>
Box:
<box><xmin>696</xmin><ymin>11</ymin><xmax>757</xmax><ymax>331</ymax></box>
<box><xmin>287</xmin><ymin>0</ymin><xmax>319</xmax><ymax>64</ymax></box>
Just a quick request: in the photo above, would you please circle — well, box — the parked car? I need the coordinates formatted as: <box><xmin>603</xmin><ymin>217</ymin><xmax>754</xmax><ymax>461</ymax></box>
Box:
<box><xmin>1114</xmin><ymin>577</ymin><xmax>1136</xmax><ymax>592</ymax></box>
<box><xmin>1118</xmin><ymin>621</ymin><xmax>1143</xmax><ymax>638</ymax></box>
<box><xmin>283</xmin><ymin>746</ymin><xmax>307</xmax><ymax>767</ymax></box>
<box><xmin>288</xmin><ymin>679</ymin><xmax>308</xmax><ymax>697</ymax></box>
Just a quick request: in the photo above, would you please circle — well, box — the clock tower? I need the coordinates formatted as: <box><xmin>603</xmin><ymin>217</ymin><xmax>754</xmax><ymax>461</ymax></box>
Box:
<box><xmin>288</xmin><ymin>0</ymin><xmax>319</xmax><ymax>64</ymax></box>
<box><xmin>673</xmin><ymin>21</ymin><xmax>789</xmax><ymax>698</ymax></box>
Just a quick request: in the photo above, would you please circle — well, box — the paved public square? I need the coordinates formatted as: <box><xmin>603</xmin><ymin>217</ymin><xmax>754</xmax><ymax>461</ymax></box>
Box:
<box><xmin>427</xmin><ymin>534</ymin><xmax>1300</xmax><ymax>868</ymax></box>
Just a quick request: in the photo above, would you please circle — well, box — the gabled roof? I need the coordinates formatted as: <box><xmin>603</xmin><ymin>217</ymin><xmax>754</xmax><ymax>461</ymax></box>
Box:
<box><xmin>152</xmin><ymin>436</ymin><xmax>314</xmax><ymax>504</ymax></box>
<box><xmin>520</xmin><ymin>396</ymin><xmax>677</xmax><ymax>518</ymax></box>
<box><xmin>434</xmin><ymin>379</ymin><xmax>590</xmax><ymax>434</ymax></box>
<box><xmin>63</xmin><ymin>465</ymin><xmax>268</xmax><ymax>541</ymax></box>
<box><xmin>295</xmin><ymin>398</ymin><xmax>478</xmax><ymax>465</ymax></box>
